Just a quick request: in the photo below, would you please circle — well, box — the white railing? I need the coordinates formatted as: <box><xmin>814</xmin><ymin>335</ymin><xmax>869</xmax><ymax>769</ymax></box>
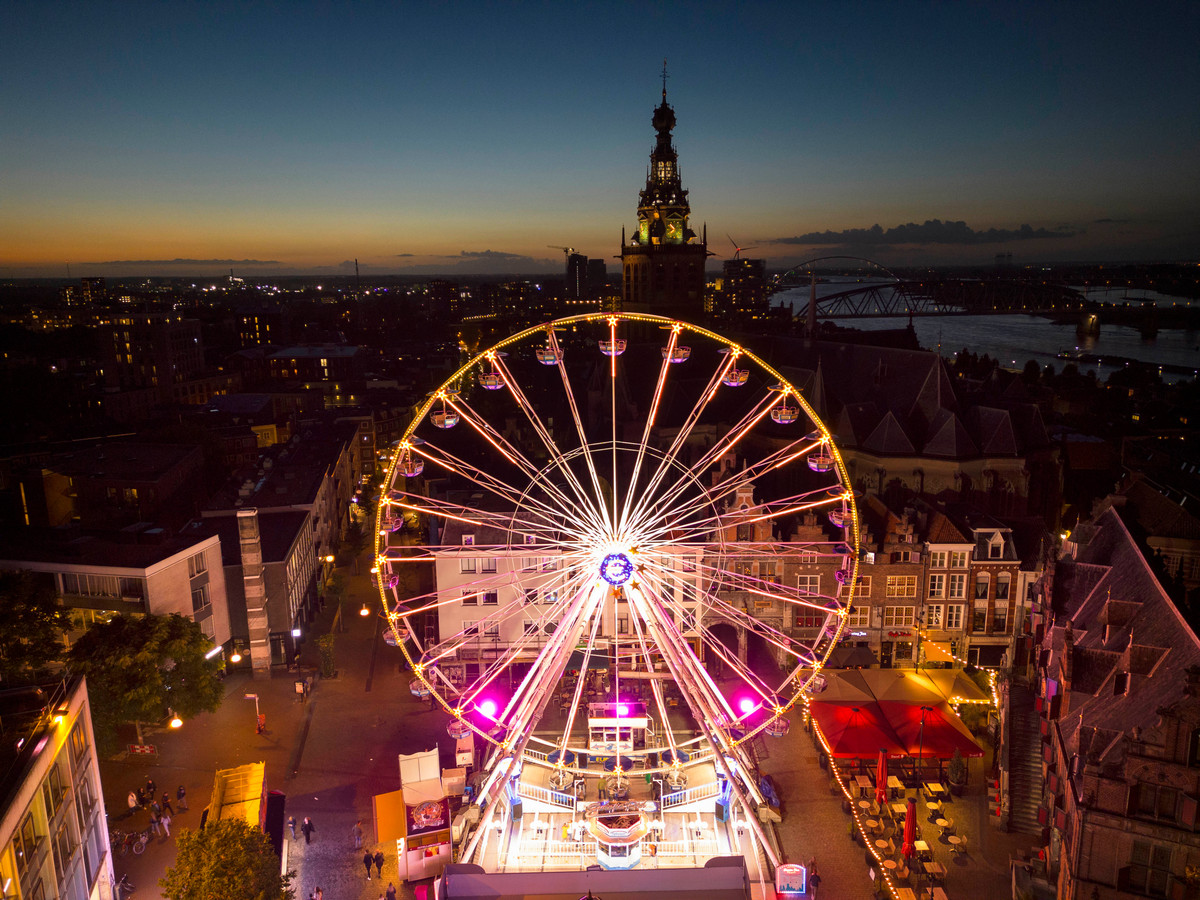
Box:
<box><xmin>541</xmin><ymin>840</ymin><xmax>596</xmax><ymax>858</ymax></box>
<box><xmin>661</xmin><ymin>780</ymin><xmax>720</xmax><ymax>809</ymax></box>
<box><xmin>516</xmin><ymin>782</ymin><xmax>575</xmax><ymax>810</ymax></box>
<box><xmin>523</xmin><ymin>747</ymin><xmax>550</xmax><ymax>763</ymax></box>
<box><xmin>653</xmin><ymin>839</ymin><xmax>718</xmax><ymax>858</ymax></box>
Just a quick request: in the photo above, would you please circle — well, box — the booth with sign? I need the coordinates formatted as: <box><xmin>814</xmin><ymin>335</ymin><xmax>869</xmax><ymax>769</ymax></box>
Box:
<box><xmin>374</xmin><ymin>749</ymin><xmax>454</xmax><ymax>882</ymax></box>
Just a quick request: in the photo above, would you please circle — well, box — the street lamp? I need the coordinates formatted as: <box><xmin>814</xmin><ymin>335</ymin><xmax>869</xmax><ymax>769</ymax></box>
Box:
<box><xmin>359</xmin><ymin>602</ymin><xmax>370</xmax><ymax>617</ymax></box>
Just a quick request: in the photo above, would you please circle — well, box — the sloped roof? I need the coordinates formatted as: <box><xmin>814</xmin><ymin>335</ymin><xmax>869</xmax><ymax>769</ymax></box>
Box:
<box><xmin>1049</xmin><ymin>506</ymin><xmax>1200</xmax><ymax>767</ymax></box>
<box><xmin>1122</xmin><ymin>477</ymin><xmax>1200</xmax><ymax>541</ymax></box>
<box><xmin>923</xmin><ymin>409</ymin><xmax>979</xmax><ymax>459</ymax></box>
<box><xmin>862</xmin><ymin>411</ymin><xmax>916</xmax><ymax>455</ymax></box>
<box><xmin>969</xmin><ymin>407</ymin><xmax>1019</xmax><ymax>456</ymax></box>
<box><xmin>926</xmin><ymin>510</ymin><xmax>970</xmax><ymax>545</ymax></box>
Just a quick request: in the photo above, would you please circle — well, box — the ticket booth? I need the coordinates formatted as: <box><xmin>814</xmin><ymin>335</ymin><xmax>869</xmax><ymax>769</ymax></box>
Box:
<box><xmin>374</xmin><ymin>786</ymin><xmax>452</xmax><ymax>881</ymax></box>
<box><xmin>587</xmin><ymin>702</ymin><xmax>651</xmax><ymax>755</ymax></box>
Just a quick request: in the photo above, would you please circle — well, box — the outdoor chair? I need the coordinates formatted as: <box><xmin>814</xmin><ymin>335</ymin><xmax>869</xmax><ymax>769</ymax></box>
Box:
<box><xmin>952</xmin><ymin>834</ymin><xmax>968</xmax><ymax>855</ymax></box>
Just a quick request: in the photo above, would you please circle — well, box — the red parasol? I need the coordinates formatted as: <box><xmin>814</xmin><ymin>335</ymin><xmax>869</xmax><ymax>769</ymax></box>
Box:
<box><xmin>875</xmin><ymin>748</ymin><xmax>888</xmax><ymax>806</ymax></box>
<box><xmin>901</xmin><ymin>796</ymin><xmax>917</xmax><ymax>860</ymax></box>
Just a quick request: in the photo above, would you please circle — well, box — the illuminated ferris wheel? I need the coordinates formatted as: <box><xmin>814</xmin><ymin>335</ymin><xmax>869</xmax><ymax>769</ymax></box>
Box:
<box><xmin>374</xmin><ymin>313</ymin><xmax>859</xmax><ymax>782</ymax></box>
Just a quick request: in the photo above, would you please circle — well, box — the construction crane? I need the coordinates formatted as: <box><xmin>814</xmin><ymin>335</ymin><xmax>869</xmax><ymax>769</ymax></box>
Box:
<box><xmin>548</xmin><ymin>245</ymin><xmax>577</xmax><ymax>261</ymax></box>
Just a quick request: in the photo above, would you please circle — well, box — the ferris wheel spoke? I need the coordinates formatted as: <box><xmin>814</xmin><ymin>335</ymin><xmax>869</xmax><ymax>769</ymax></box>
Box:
<box><xmin>618</xmin><ymin>324</ymin><xmax>686</xmax><ymax>535</ymax></box>
<box><xmin>621</xmin><ymin>348</ymin><xmax>740</xmax><ymax>537</ymax></box>
<box><xmin>413</xmin><ymin>438</ymin><xmax>605</xmax><ymax>537</ymax></box>
<box><xmin>488</xmin><ymin>352</ymin><xmax>605</xmax><ymax>526</ymax></box>
<box><xmin>623</xmin><ymin>391</ymin><xmax>779</xmax><ymax>537</ymax></box>
<box><xmin>543</xmin><ymin>329</ymin><xmax>615</xmax><ymax>536</ymax></box>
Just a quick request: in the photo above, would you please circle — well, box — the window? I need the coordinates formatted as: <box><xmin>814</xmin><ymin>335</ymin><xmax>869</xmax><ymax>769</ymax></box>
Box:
<box><xmin>617</xmin><ymin>616</ymin><xmax>629</xmax><ymax>634</ymax></box>
<box><xmin>761</xmin><ymin>560</ymin><xmax>779</xmax><ymax>583</ymax></box>
<box><xmin>461</xmin><ymin>534</ymin><xmax>475</xmax><ymax>545</ymax></box>
<box><xmin>988</xmin><ymin>536</ymin><xmax>1003</xmax><ymax>559</ymax></box>
<box><xmin>949</xmin><ymin>551</ymin><xmax>969</xmax><ymax>568</ymax></box>
<box><xmin>480</xmin><ymin>557</ymin><xmax>497</xmax><ymax>573</ymax></box>
<box><xmin>522</xmin><ymin>588</ymin><xmax>539</xmax><ymax>606</ymax></box>
<box><xmin>482</xmin><ymin>591</ymin><xmax>498</xmax><ymax>606</ymax></box>
<box><xmin>795</xmin><ymin>612</ymin><xmax>825</xmax><ymax>629</ymax></box>
<box><xmin>974</xmin><ymin>575</ymin><xmax>990</xmax><ymax>600</ymax></box>
<box><xmin>945</xmin><ymin>605</ymin><xmax>964</xmax><ymax>629</ymax></box>
<box><xmin>460</xmin><ymin>556</ymin><xmax>476</xmax><ymax>574</ymax></box>
<box><xmin>544</xmin><ymin>590</ymin><xmax>558</xmax><ymax>605</ymax></box>
<box><xmin>541</xmin><ymin>558</ymin><xmax>558</xmax><ymax>571</ymax></box>
<box><xmin>1126</xmin><ymin>840</ymin><xmax>1171</xmax><ymax>896</ymax></box>
<box><xmin>893</xmin><ymin>642</ymin><xmax>913</xmax><ymax>661</ymax></box>
<box><xmin>886</xmin><ymin>575</ymin><xmax>917</xmax><ymax>598</ymax></box>
<box><xmin>797</xmin><ymin>575</ymin><xmax>821</xmax><ymax>596</ymax></box>
<box><xmin>190</xmin><ymin>584</ymin><xmax>210</xmax><ymax>613</ymax></box>
<box><xmin>948</xmin><ymin>573</ymin><xmax>967</xmax><ymax>599</ymax></box>
<box><xmin>462</xmin><ymin>591</ymin><xmax>478</xmax><ymax>606</ymax></box>
<box><xmin>972</xmin><ymin>602</ymin><xmax>987</xmax><ymax>631</ymax></box>
<box><xmin>842</xmin><ymin>576</ymin><xmax>870</xmax><ymax>598</ymax></box>
<box><xmin>883</xmin><ymin>606</ymin><xmax>915</xmax><ymax>627</ymax></box>
<box><xmin>484</xmin><ymin>622</ymin><xmax>500</xmax><ymax>637</ymax></box>
<box><xmin>799</xmin><ymin>548</ymin><xmax>820</xmax><ymax>563</ymax></box>
<box><xmin>927</xmin><ymin>604</ymin><xmax>944</xmax><ymax>628</ymax></box>
<box><xmin>928</xmin><ymin>551</ymin><xmax>947</xmax><ymax>568</ymax></box>
<box><xmin>928</xmin><ymin>574</ymin><xmax>945</xmax><ymax>598</ymax></box>
<box><xmin>524</xmin><ymin>621</ymin><xmax>540</xmax><ymax>636</ymax></box>
<box><xmin>992</xmin><ymin>603</ymin><xmax>1008</xmax><ymax>633</ymax></box>
<box><xmin>187</xmin><ymin>553</ymin><xmax>207</xmax><ymax>577</ymax></box>
<box><xmin>845</xmin><ymin>607</ymin><xmax>871</xmax><ymax>628</ymax></box>
<box><xmin>996</xmin><ymin>574</ymin><xmax>1011</xmax><ymax>600</ymax></box>
<box><xmin>1133</xmin><ymin>784</ymin><xmax>1179</xmax><ymax>822</ymax></box>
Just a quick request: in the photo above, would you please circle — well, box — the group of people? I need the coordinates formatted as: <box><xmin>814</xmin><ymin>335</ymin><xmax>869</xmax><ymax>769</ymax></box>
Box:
<box><xmin>125</xmin><ymin>776</ymin><xmax>188</xmax><ymax>839</ymax></box>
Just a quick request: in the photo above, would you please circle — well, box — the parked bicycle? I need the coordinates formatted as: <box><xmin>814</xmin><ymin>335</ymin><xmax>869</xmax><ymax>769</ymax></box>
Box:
<box><xmin>112</xmin><ymin>829</ymin><xmax>148</xmax><ymax>856</ymax></box>
<box><xmin>116</xmin><ymin>873</ymin><xmax>135</xmax><ymax>898</ymax></box>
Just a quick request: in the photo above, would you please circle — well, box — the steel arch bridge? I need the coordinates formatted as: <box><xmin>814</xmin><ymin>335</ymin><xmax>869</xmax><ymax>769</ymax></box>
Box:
<box><xmin>769</xmin><ymin>256</ymin><xmax>1087</xmax><ymax>318</ymax></box>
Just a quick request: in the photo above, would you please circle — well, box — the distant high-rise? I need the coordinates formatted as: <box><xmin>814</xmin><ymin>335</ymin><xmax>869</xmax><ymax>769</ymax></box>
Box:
<box><xmin>81</xmin><ymin>277</ymin><xmax>106</xmax><ymax>305</ymax></box>
<box><xmin>620</xmin><ymin>81</ymin><xmax>708</xmax><ymax>316</ymax></box>
<box><xmin>566</xmin><ymin>253</ymin><xmax>587</xmax><ymax>299</ymax></box>
<box><xmin>102</xmin><ymin>313</ymin><xmax>204</xmax><ymax>390</ymax></box>
<box><xmin>720</xmin><ymin>257</ymin><xmax>768</xmax><ymax>321</ymax></box>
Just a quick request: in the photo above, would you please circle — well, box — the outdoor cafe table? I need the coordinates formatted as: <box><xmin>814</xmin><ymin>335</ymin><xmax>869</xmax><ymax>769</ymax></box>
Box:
<box><xmin>924</xmin><ymin>861</ymin><xmax>947</xmax><ymax>880</ymax></box>
<box><xmin>855</xmin><ymin>774</ymin><xmax>874</xmax><ymax>796</ymax></box>
<box><xmin>947</xmin><ymin>834</ymin><xmax>963</xmax><ymax>849</ymax></box>
<box><xmin>890</xmin><ymin>801</ymin><xmax>908</xmax><ymax>819</ymax></box>
<box><xmin>897</xmin><ymin>888</ymin><xmax>918</xmax><ymax>900</ymax></box>
<box><xmin>875</xmin><ymin>839</ymin><xmax>891</xmax><ymax>853</ymax></box>
<box><xmin>914</xmin><ymin>840</ymin><xmax>930</xmax><ymax>860</ymax></box>
<box><xmin>858</xmin><ymin>800</ymin><xmax>873</xmax><ymax>812</ymax></box>
<box><xmin>865</xmin><ymin>818</ymin><xmax>881</xmax><ymax>833</ymax></box>
<box><xmin>887</xmin><ymin>775</ymin><xmax>904</xmax><ymax>797</ymax></box>
<box><xmin>881</xmin><ymin>859</ymin><xmax>898</xmax><ymax>872</ymax></box>
<box><xmin>924</xmin><ymin>781</ymin><xmax>948</xmax><ymax>798</ymax></box>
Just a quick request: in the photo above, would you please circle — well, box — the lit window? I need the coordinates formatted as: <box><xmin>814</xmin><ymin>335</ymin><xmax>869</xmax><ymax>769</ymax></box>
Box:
<box><xmin>883</xmin><ymin>606</ymin><xmax>915</xmax><ymax>627</ymax></box>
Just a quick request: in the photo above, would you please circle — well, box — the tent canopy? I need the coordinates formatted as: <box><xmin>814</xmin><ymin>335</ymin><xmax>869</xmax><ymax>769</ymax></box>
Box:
<box><xmin>809</xmin><ymin>698</ymin><xmax>983</xmax><ymax>759</ymax></box>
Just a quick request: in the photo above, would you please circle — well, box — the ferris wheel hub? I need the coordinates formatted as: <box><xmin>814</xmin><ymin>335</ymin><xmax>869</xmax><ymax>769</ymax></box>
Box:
<box><xmin>599</xmin><ymin>551</ymin><xmax>635</xmax><ymax>587</ymax></box>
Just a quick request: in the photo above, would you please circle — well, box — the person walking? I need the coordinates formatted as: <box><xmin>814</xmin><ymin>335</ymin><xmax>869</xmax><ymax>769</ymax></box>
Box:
<box><xmin>161</xmin><ymin>792</ymin><xmax>174</xmax><ymax>816</ymax></box>
<box><xmin>385</xmin><ymin>882</ymin><xmax>397</xmax><ymax>900</ymax></box>
<box><xmin>374</xmin><ymin>849</ymin><xmax>384</xmax><ymax>878</ymax></box>
<box><xmin>301</xmin><ymin>817</ymin><xmax>315</xmax><ymax>844</ymax></box>
<box><xmin>287</xmin><ymin>816</ymin><xmax>296</xmax><ymax>840</ymax></box>
<box><xmin>150</xmin><ymin>798</ymin><xmax>162</xmax><ymax>818</ymax></box>
<box><xmin>148</xmin><ymin>811</ymin><xmax>160</xmax><ymax>837</ymax></box>
<box><xmin>353</xmin><ymin>819</ymin><xmax>364</xmax><ymax>849</ymax></box>
<box><xmin>136</xmin><ymin>787</ymin><xmax>146</xmax><ymax>809</ymax></box>
<box><xmin>808</xmin><ymin>860</ymin><xmax>821</xmax><ymax>899</ymax></box>
<box><xmin>145</xmin><ymin>776</ymin><xmax>157</xmax><ymax>798</ymax></box>
<box><xmin>177</xmin><ymin>785</ymin><xmax>188</xmax><ymax>811</ymax></box>
<box><xmin>363</xmin><ymin>850</ymin><xmax>374</xmax><ymax>880</ymax></box>
<box><xmin>315</xmin><ymin>888</ymin><xmax>323</xmax><ymax>900</ymax></box>
<box><xmin>127</xmin><ymin>790</ymin><xmax>138</xmax><ymax>816</ymax></box>
<box><xmin>160</xmin><ymin>811</ymin><xmax>172</xmax><ymax>837</ymax></box>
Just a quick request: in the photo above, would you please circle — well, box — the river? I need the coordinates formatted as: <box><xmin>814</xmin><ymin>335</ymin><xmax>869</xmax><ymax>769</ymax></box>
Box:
<box><xmin>774</xmin><ymin>283</ymin><xmax>1200</xmax><ymax>383</ymax></box>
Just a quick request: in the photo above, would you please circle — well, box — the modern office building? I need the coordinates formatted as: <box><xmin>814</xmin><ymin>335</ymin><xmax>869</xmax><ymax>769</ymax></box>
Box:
<box><xmin>0</xmin><ymin>676</ymin><xmax>114</xmax><ymax>900</ymax></box>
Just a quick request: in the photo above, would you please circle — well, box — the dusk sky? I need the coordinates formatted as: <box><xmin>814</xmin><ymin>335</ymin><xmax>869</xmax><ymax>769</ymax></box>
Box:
<box><xmin>3</xmin><ymin>1</ymin><xmax>1197</xmax><ymax>278</ymax></box>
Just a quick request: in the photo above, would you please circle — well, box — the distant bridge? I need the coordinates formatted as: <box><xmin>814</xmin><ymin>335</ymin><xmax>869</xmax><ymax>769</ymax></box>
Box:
<box><xmin>769</xmin><ymin>276</ymin><xmax>1087</xmax><ymax>319</ymax></box>
<box><xmin>767</xmin><ymin>257</ymin><xmax>1086</xmax><ymax>318</ymax></box>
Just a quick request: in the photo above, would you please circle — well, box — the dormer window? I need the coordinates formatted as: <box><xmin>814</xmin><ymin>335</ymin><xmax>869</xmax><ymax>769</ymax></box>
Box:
<box><xmin>988</xmin><ymin>534</ymin><xmax>1003</xmax><ymax>559</ymax></box>
<box><xmin>462</xmin><ymin>534</ymin><xmax>475</xmax><ymax>546</ymax></box>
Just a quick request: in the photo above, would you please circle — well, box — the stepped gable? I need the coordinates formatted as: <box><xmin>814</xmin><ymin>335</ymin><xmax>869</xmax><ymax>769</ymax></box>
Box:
<box><xmin>1051</xmin><ymin>507</ymin><xmax>1200</xmax><ymax>763</ymax></box>
<box><xmin>968</xmin><ymin>406</ymin><xmax>1019</xmax><ymax>455</ymax></box>
<box><xmin>923</xmin><ymin>408</ymin><xmax>979</xmax><ymax>458</ymax></box>
<box><xmin>862</xmin><ymin>410</ymin><xmax>916</xmax><ymax>455</ymax></box>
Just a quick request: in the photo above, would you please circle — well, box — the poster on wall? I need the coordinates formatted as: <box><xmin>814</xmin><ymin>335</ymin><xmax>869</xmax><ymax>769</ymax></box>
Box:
<box><xmin>406</xmin><ymin>798</ymin><xmax>450</xmax><ymax>837</ymax></box>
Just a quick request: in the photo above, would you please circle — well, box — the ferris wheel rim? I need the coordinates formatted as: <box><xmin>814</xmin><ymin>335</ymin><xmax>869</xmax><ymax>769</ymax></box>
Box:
<box><xmin>375</xmin><ymin>313</ymin><xmax>862</xmax><ymax>759</ymax></box>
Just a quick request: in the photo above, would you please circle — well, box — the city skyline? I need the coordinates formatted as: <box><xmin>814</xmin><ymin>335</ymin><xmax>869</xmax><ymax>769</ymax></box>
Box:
<box><xmin>3</xmin><ymin>1</ymin><xmax>1198</xmax><ymax>278</ymax></box>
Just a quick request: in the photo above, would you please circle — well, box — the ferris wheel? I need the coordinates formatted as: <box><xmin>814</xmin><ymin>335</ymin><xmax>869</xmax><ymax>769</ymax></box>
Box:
<box><xmin>374</xmin><ymin>313</ymin><xmax>859</xmax><ymax>778</ymax></box>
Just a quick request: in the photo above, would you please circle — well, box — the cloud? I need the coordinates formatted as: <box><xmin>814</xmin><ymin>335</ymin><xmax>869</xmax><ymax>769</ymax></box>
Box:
<box><xmin>86</xmin><ymin>257</ymin><xmax>281</xmax><ymax>266</ymax></box>
<box><xmin>452</xmin><ymin>249</ymin><xmax>532</xmax><ymax>261</ymax></box>
<box><xmin>395</xmin><ymin>253</ymin><xmax>415</xmax><ymax>258</ymax></box>
<box><xmin>1093</xmin><ymin>217</ymin><xmax>1132</xmax><ymax>225</ymax></box>
<box><xmin>768</xmin><ymin>219</ymin><xmax>1080</xmax><ymax>247</ymax></box>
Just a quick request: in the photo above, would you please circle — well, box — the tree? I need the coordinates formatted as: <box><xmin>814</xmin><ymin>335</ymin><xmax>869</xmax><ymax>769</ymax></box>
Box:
<box><xmin>161</xmin><ymin>818</ymin><xmax>294</xmax><ymax>900</ymax></box>
<box><xmin>68</xmin><ymin>614</ymin><xmax>223</xmax><ymax>753</ymax></box>
<box><xmin>0</xmin><ymin>569</ymin><xmax>71</xmax><ymax>683</ymax></box>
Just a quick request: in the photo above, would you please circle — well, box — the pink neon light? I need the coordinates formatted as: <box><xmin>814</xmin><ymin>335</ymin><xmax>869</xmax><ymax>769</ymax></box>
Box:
<box><xmin>616</xmin><ymin>704</ymin><xmax>629</xmax><ymax>717</ymax></box>
<box><xmin>477</xmin><ymin>699</ymin><xmax>498</xmax><ymax>719</ymax></box>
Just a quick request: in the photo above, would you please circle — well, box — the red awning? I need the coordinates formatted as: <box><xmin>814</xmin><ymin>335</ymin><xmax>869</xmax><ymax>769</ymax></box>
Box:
<box><xmin>877</xmin><ymin>701</ymin><xmax>983</xmax><ymax>759</ymax></box>
<box><xmin>809</xmin><ymin>701</ymin><xmax>907</xmax><ymax>759</ymax></box>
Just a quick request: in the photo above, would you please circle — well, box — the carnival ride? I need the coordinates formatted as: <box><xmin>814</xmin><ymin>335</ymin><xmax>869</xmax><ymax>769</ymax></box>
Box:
<box><xmin>374</xmin><ymin>313</ymin><xmax>860</xmax><ymax>875</ymax></box>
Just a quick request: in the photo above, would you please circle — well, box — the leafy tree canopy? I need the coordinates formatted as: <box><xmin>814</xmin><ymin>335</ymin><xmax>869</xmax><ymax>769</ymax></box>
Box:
<box><xmin>68</xmin><ymin>614</ymin><xmax>222</xmax><ymax>752</ymax></box>
<box><xmin>161</xmin><ymin>818</ymin><xmax>294</xmax><ymax>900</ymax></box>
<box><xmin>0</xmin><ymin>570</ymin><xmax>71</xmax><ymax>683</ymax></box>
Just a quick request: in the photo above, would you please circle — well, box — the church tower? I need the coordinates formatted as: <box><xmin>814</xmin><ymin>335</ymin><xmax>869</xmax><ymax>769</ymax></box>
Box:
<box><xmin>620</xmin><ymin>70</ymin><xmax>708</xmax><ymax>316</ymax></box>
